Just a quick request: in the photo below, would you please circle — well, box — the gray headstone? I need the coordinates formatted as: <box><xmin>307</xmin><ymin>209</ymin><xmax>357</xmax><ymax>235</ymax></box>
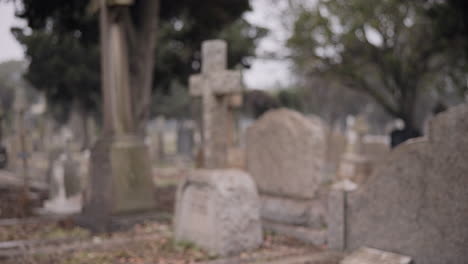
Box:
<box><xmin>246</xmin><ymin>108</ymin><xmax>327</xmax><ymax>199</ymax></box>
<box><xmin>174</xmin><ymin>169</ymin><xmax>262</xmax><ymax>256</ymax></box>
<box><xmin>343</xmin><ymin>103</ymin><xmax>468</xmax><ymax>264</ymax></box>
<box><xmin>189</xmin><ymin>40</ymin><xmax>243</xmax><ymax>169</ymax></box>
<box><xmin>341</xmin><ymin>247</ymin><xmax>412</xmax><ymax>264</ymax></box>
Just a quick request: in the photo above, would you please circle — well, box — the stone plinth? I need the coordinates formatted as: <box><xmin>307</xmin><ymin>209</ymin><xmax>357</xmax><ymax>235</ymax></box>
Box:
<box><xmin>80</xmin><ymin>136</ymin><xmax>154</xmax><ymax>231</ymax></box>
<box><xmin>110</xmin><ymin>136</ymin><xmax>155</xmax><ymax>214</ymax></box>
<box><xmin>174</xmin><ymin>169</ymin><xmax>262</xmax><ymax>256</ymax></box>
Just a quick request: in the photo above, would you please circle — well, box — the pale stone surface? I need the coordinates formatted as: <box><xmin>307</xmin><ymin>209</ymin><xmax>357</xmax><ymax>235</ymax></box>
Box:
<box><xmin>263</xmin><ymin>221</ymin><xmax>327</xmax><ymax>245</ymax></box>
<box><xmin>174</xmin><ymin>169</ymin><xmax>262</xmax><ymax>256</ymax></box>
<box><xmin>341</xmin><ymin>248</ymin><xmax>412</xmax><ymax>264</ymax></box>
<box><xmin>343</xmin><ymin>103</ymin><xmax>468</xmax><ymax>264</ymax></box>
<box><xmin>110</xmin><ymin>136</ymin><xmax>155</xmax><ymax>214</ymax></box>
<box><xmin>260</xmin><ymin>195</ymin><xmax>326</xmax><ymax>229</ymax></box>
<box><xmin>327</xmin><ymin>190</ymin><xmax>345</xmax><ymax>251</ymax></box>
<box><xmin>246</xmin><ymin>108</ymin><xmax>327</xmax><ymax>199</ymax></box>
<box><xmin>189</xmin><ymin>40</ymin><xmax>244</xmax><ymax>169</ymax></box>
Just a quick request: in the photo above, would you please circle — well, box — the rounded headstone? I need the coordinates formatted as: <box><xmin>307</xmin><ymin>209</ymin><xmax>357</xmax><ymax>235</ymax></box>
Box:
<box><xmin>246</xmin><ymin>108</ymin><xmax>327</xmax><ymax>199</ymax></box>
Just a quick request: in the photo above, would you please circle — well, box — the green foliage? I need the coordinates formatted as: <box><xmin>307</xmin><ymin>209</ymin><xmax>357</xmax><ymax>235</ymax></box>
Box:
<box><xmin>287</xmin><ymin>0</ymin><xmax>467</xmax><ymax>132</ymax></box>
<box><xmin>11</xmin><ymin>0</ymin><xmax>266</xmax><ymax>121</ymax></box>
<box><xmin>276</xmin><ymin>89</ymin><xmax>304</xmax><ymax>112</ymax></box>
<box><xmin>243</xmin><ymin>90</ymin><xmax>280</xmax><ymax>118</ymax></box>
<box><xmin>14</xmin><ymin>29</ymin><xmax>101</xmax><ymax>121</ymax></box>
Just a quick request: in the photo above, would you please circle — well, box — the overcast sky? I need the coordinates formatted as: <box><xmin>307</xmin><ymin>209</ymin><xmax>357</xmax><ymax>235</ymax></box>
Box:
<box><xmin>0</xmin><ymin>0</ymin><xmax>292</xmax><ymax>90</ymax></box>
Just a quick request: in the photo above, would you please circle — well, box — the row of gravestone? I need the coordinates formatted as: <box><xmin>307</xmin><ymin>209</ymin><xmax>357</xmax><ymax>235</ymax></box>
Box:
<box><xmin>174</xmin><ymin>102</ymin><xmax>468</xmax><ymax>264</ymax></box>
<box><xmin>35</xmin><ymin>39</ymin><xmax>467</xmax><ymax>263</ymax></box>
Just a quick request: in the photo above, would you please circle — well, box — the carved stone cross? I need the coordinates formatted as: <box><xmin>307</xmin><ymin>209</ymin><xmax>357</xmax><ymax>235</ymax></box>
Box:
<box><xmin>189</xmin><ymin>40</ymin><xmax>244</xmax><ymax>169</ymax></box>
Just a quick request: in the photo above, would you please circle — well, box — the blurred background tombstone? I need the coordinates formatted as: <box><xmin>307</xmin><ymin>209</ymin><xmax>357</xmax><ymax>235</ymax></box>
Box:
<box><xmin>0</xmin><ymin>101</ymin><xmax>7</xmax><ymax>169</ymax></box>
<box><xmin>176</xmin><ymin>120</ymin><xmax>194</xmax><ymax>159</ymax></box>
<box><xmin>337</xmin><ymin>115</ymin><xmax>372</xmax><ymax>184</ymax></box>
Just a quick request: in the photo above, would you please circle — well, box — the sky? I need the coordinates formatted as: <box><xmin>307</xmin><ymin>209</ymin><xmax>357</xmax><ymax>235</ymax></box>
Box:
<box><xmin>0</xmin><ymin>0</ymin><xmax>292</xmax><ymax>90</ymax></box>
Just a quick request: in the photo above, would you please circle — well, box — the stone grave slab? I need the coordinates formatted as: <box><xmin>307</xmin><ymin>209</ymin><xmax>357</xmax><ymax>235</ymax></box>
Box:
<box><xmin>341</xmin><ymin>247</ymin><xmax>412</xmax><ymax>264</ymax></box>
<box><xmin>174</xmin><ymin>169</ymin><xmax>262</xmax><ymax>256</ymax></box>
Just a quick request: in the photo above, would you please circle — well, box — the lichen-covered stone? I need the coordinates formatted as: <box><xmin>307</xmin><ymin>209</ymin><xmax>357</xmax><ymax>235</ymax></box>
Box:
<box><xmin>344</xmin><ymin>103</ymin><xmax>468</xmax><ymax>264</ymax></box>
<box><xmin>174</xmin><ymin>169</ymin><xmax>262</xmax><ymax>256</ymax></box>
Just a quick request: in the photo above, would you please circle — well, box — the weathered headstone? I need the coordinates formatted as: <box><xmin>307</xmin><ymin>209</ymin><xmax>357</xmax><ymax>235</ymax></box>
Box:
<box><xmin>247</xmin><ymin>109</ymin><xmax>327</xmax><ymax>199</ymax></box>
<box><xmin>329</xmin><ymin>103</ymin><xmax>468</xmax><ymax>264</ymax></box>
<box><xmin>189</xmin><ymin>40</ymin><xmax>243</xmax><ymax>169</ymax></box>
<box><xmin>246</xmin><ymin>108</ymin><xmax>328</xmax><ymax>243</ymax></box>
<box><xmin>175</xmin><ymin>40</ymin><xmax>262</xmax><ymax>256</ymax></box>
<box><xmin>341</xmin><ymin>248</ymin><xmax>412</xmax><ymax>264</ymax></box>
<box><xmin>174</xmin><ymin>169</ymin><xmax>262</xmax><ymax>256</ymax></box>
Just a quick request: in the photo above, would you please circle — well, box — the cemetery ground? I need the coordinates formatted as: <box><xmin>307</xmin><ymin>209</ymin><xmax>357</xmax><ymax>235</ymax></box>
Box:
<box><xmin>0</xmin><ymin>169</ymin><xmax>341</xmax><ymax>264</ymax></box>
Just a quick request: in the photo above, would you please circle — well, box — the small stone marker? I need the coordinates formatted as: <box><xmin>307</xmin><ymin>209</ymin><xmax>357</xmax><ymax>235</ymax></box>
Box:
<box><xmin>189</xmin><ymin>40</ymin><xmax>243</xmax><ymax>169</ymax></box>
<box><xmin>341</xmin><ymin>247</ymin><xmax>412</xmax><ymax>264</ymax></box>
<box><xmin>174</xmin><ymin>169</ymin><xmax>262</xmax><ymax>257</ymax></box>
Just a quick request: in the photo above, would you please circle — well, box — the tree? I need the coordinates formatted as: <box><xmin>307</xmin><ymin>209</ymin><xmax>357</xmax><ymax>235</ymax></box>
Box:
<box><xmin>287</xmin><ymin>0</ymin><xmax>467</xmax><ymax>141</ymax></box>
<box><xmin>10</xmin><ymin>0</ymin><xmax>266</xmax><ymax>130</ymax></box>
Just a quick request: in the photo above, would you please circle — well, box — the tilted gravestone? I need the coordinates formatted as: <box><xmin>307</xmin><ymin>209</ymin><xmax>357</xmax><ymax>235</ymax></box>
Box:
<box><xmin>329</xmin><ymin>103</ymin><xmax>468</xmax><ymax>264</ymax></box>
<box><xmin>246</xmin><ymin>108</ymin><xmax>329</xmax><ymax>244</ymax></box>
<box><xmin>174</xmin><ymin>169</ymin><xmax>262</xmax><ymax>256</ymax></box>
<box><xmin>175</xmin><ymin>40</ymin><xmax>262</xmax><ymax>256</ymax></box>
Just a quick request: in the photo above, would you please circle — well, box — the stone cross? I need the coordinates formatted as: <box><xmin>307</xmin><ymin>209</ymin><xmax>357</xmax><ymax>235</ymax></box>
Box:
<box><xmin>189</xmin><ymin>40</ymin><xmax>243</xmax><ymax>169</ymax></box>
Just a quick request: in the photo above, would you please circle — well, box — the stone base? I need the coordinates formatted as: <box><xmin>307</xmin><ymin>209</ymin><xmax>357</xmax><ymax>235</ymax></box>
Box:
<box><xmin>257</xmin><ymin>192</ymin><xmax>328</xmax><ymax>246</ymax></box>
<box><xmin>260</xmin><ymin>194</ymin><xmax>327</xmax><ymax>229</ymax></box>
<box><xmin>110</xmin><ymin>136</ymin><xmax>155</xmax><ymax>214</ymax></box>
<box><xmin>264</xmin><ymin>221</ymin><xmax>327</xmax><ymax>246</ymax></box>
<box><xmin>174</xmin><ymin>169</ymin><xmax>263</xmax><ymax>257</ymax></box>
<box><xmin>79</xmin><ymin>136</ymin><xmax>155</xmax><ymax>232</ymax></box>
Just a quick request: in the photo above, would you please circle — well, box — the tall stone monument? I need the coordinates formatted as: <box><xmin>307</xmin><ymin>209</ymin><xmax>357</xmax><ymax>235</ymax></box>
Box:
<box><xmin>175</xmin><ymin>40</ymin><xmax>262</xmax><ymax>256</ymax></box>
<box><xmin>189</xmin><ymin>40</ymin><xmax>243</xmax><ymax>169</ymax></box>
<box><xmin>80</xmin><ymin>0</ymin><xmax>154</xmax><ymax>231</ymax></box>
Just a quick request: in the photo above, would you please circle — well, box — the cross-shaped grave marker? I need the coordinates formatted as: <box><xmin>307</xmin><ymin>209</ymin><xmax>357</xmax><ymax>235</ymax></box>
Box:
<box><xmin>189</xmin><ymin>40</ymin><xmax>244</xmax><ymax>169</ymax></box>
